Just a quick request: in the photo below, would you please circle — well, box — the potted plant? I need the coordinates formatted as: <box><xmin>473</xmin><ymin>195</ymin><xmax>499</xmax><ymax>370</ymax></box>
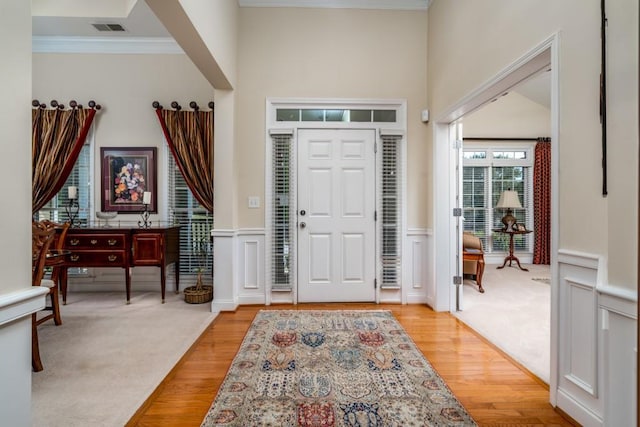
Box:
<box><xmin>183</xmin><ymin>236</ymin><xmax>213</xmax><ymax>304</ymax></box>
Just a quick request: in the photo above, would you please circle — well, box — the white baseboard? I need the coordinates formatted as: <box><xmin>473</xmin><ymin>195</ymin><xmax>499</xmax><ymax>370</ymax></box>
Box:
<box><xmin>556</xmin><ymin>389</ymin><xmax>603</xmax><ymax>427</ymax></box>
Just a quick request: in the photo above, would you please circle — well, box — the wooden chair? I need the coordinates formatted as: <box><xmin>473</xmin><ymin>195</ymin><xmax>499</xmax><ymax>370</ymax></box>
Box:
<box><xmin>32</xmin><ymin>220</ymin><xmax>57</xmax><ymax>371</ymax></box>
<box><xmin>463</xmin><ymin>231</ymin><xmax>485</xmax><ymax>293</ymax></box>
<box><xmin>35</xmin><ymin>220</ymin><xmax>68</xmax><ymax>326</ymax></box>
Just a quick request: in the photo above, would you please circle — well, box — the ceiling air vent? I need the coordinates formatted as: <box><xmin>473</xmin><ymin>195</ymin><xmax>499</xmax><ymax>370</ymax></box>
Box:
<box><xmin>92</xmin><ymin>23</ymin><xmax>126</xmax><ymax>32</ymax></box>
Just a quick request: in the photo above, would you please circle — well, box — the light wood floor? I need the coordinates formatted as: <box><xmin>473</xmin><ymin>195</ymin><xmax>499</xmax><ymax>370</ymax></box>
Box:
<box><xmin>127</xmin><ymin>304</ymin><xmax>575</xmax><ymax>427</ymax></box>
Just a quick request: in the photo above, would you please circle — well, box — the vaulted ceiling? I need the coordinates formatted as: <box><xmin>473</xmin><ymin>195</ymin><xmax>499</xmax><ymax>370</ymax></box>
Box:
<box><xmin>31</xmin><ymin>0</ymin><xmax>549</xmax><ymax>109</ymax></box>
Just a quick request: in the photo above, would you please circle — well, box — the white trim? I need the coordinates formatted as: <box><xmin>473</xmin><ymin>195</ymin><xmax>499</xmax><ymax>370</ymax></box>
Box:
<box><xmin>556</xmin><ymin>389</ymin><xmax>603</xmax><ymax>427</ymax></box>
<box><xmin>32</xmin><ymin>36</ymin><xmax>183</xmax><ymax>54</ymax></box>
<box><xmin>238</xmin><ymin>0</ymin><xmax>431</xmax><ymax>11</ymax></box>
<box><xmin>269</xmin><ymin>128</ymin><xmax>294</xmax><ymax>136</ymax></box>
<box><xmin>407</xmin><ymin>227</ymin><xmax>432</xmax><ymax>236</ymax></box>
<box><xmin>211</xmin><ymin>229</ymin><xmax>237</xmax><ymax>238</ymax></box>
<box><xmin>379</xmin><ymin>128</ymin><xmax>404</xmax><ymax>137</ymax></box>
<box><xmin>237</xmin><ymin>228</ymin><xmax>266</xmax><ymax>236</ymax></box>
<box><xmin>597</xmin><ymin>284</ymin><xmax>638</xmax><ymax>303</ymax></box>
<box><xmin>0</xmin><ymin>287</ymin><xmax>49</xmax><ymax>327</ymax></box>
<box><xmin>266</xmin><ymin>97</ymin><xmax>407</xmax><ymax>304</ymax></box>
<box><xmin>433</xmin><ymin>33</ymin><xmax>560</xmax><ymax>402</ymax></box>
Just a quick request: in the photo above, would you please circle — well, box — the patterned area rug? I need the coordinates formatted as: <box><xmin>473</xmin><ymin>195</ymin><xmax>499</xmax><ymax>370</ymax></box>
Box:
<box><xmin>201</xmin><ymin>310</ymin><xmax>476</xmax><ymax>426</ymax></box>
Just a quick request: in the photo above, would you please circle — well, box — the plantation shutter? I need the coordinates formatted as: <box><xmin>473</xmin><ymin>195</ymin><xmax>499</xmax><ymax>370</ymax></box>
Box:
<box><xmin>380</xmin><ymin>133</ymin><xmax>402</xmax><ymax>289</ymax></box>
<box><xmin>168</xmin><ymin>152</ymin><xmax>213</xmax><ymax>278</ymax></box>
<box><xmin>271</xmin><ymin>133</ymin><xmax>293</xmax><ymax>290</ymax></box>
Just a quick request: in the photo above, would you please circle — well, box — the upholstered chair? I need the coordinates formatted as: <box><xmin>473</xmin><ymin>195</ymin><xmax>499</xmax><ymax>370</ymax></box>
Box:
<box><xmin>463</xmin><ymin>231</ymin><xmax>485</xmax><ymax>293</ymax></box>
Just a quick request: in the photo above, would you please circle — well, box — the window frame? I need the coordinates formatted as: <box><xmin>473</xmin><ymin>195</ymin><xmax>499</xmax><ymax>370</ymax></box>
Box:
<box><xmin>462</xmin><ymin>141</ymin><xmax>535</xmax><ymax>254</ymax></box>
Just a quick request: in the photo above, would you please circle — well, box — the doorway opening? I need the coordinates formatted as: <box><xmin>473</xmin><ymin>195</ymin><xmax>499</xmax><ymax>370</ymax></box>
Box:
<box><xmin>433</xmin><ymin>35</ymin><xmax>559</xmax><ymax>399</ymax></box>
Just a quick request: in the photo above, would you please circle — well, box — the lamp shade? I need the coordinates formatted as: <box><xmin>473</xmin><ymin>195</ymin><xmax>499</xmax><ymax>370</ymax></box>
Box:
<box><xmin>496</xmin><ymin>190</ymin><xmax>522</xmax><ymax>209</ymax></box>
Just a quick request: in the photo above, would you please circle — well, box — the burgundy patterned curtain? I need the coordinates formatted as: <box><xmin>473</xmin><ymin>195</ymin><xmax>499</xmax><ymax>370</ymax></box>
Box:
<box><xmin>154</xmin><ymin>101</ymin><xmax>214</xmax><ymax>213</ymax></box>
<box><xmin>32</xmin><ymin>100</ymin><xmax>99</xmax><ymax>214</ymax></box>
<box><xmin>533</xmin><ymin>138</ymin><xmax>551</xmax><ymax>264</ymax></box>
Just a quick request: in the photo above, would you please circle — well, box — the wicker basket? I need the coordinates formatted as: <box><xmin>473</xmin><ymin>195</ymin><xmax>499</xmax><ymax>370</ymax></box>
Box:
<box><xmin>184</xmin><ymin>276</ymin><xmax>213</xmax><ymax>304</ymax></box>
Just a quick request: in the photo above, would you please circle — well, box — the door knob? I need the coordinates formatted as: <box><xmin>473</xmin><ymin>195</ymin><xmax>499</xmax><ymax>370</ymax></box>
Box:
<box><xmin>300</xmin><ymin>222</ymin><xmax>306</xmax><ymax>229</ymax></box>
<box><xmin>300</xmin><ymin>209</ymin><xmax>306</xmax><ymax>216</ymax></box>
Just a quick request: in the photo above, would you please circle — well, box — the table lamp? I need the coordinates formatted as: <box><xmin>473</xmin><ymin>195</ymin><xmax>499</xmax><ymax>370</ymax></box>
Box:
<box><xmin>496</xmin><ymin>189</ymin><xmax>521</xmax><ymax>232</ymax></box>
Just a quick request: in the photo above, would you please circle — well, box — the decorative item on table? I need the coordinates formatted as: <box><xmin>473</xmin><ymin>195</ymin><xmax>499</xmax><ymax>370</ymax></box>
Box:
<box><xmin>496</xmin><ymin>189</ymin><xmax>522</xmax><ymax>232</ymax></box>
<box><xmin>95</xmin><ymin>211</ymin><xmax>117</xmax><ymax>228</ymax></box>
<box><xmin>66</xmin><ymin>186</ymin><xmax>79</xmax><ymax>227</ymax></box>
<box><xmin>138</xmin><ymin>191</ymin><xmax>152</xmax><ymax>228</ymax></box>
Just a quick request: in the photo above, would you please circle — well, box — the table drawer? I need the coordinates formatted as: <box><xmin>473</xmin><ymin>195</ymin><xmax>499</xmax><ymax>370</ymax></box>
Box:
<box><xmin>66</xmin><ymin>250</ymin><xmax>128</xmax><ymax>267</ymax></box>
<box><xmin>66</xmin><ymin>234</ymin><xmax>126</xmax><ymax>250</ymax></box>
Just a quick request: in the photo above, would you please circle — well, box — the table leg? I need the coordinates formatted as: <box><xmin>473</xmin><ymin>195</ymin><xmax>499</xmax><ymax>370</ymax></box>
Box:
<box><xmin>476</xmin><ymin>259</ymin><xmax>485</xmax><ymax>293</ymax></box>
<box><xmin>496</xmin><ymin>232</ymin><xmax>529</xmax><ymax>271</ymax></box>
<box><xmin>125</xmin><ymin>267</ymin><xmax>131</xmax><ymax>304</ymax></box>
<box><xmin>160</xmin><ymin>264</ymin><xmax>166</xmax><ymax>303</ymax></box>
<box><xmin>174</xmin><ymin>261</ymin><xmax>180</xmax><ymax>294</ymax></box>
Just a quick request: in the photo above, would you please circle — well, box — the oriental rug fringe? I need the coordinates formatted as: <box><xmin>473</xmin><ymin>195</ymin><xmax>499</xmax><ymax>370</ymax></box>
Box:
<box><xmin>201</xmin><ymin>310</ymin><xmax>476</xmax><ymax>426</ymax></box>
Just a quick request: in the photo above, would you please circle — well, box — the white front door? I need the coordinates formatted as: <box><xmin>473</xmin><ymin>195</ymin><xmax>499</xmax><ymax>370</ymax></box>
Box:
<box><xmin>297</xmin><ymin>129</ymin><xmax>376</xmax><ymax>302</ymax></box>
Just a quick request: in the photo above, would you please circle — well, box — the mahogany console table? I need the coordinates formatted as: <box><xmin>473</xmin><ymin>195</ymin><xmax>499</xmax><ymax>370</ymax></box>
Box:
<box><xmin>59</xmin><ymin>226</ymin><xmax>180</xmax><ymax>303</ymax></box>
<box><xmin>493</xmin><ymin>228</ymin><xmax>533</xmax><ymax>271</ymax></box>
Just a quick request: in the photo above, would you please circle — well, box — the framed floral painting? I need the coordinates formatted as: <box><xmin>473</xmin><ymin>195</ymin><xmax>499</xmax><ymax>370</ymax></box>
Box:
<box><xmin>101</xmin><ymin>147</ymin><xmax>157</xmax><ymax>213</ymax></box>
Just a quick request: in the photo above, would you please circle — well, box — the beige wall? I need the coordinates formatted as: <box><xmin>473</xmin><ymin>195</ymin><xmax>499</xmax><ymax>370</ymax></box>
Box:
<box><xmin>428</xmin><ymin>0</ymin><xmax>638</xmax><ymax>289</ymax></box>
<box><xmin>32</xmin><ymin>53</ymin><xmax>214</xmax><ymax>220</ymax></box>
<box><xmin>179</xmin><ymin>0</ymin><xmax>238</xmax><ymax>88</ymax></box>
<box><xmin>236</xmin><ymin>7</ymin><xmax>429</xmax><ymax>228</ymax></box>
<box><xmin>1</xmin><ymin>1</ymin><xmax>32</xmax><ymax>294</ymax></box>
<box><xmin>463</xmin><ymin>91</ymin><xmax>550</xmax><ymax>138</ymax></box>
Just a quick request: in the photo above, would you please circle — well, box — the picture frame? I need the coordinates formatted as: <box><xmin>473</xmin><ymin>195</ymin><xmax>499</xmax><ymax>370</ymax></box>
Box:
<box><xmin>101</xmin><ymin>147</ymin><xmax>157</xmax><ymax>213</ymax></box>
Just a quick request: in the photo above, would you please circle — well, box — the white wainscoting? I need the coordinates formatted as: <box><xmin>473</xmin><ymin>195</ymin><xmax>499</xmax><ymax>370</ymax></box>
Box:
<box><xmin>556</xmin><ymin>249</ymin><xmax>637</xmax><ymax>427</ymax></box>
<box><xmin>0</xmin><ymin>287</ymin><xmax>48</xmax><ymax>427</ymax></box>
<box><xmin>402</xmin><ymin>228</ymin><xmax>432</xmax><ymax>305</ymax></box>
<box><xmin>237</xmin><ymin>229</ymin><xmax>266</xmax><ymax>305</ymax></box>
<box><xmin>222</xmin><ymin>228</ymin><xmax>431</xmax><ymax>306</ymax></box>
<box><xmin>211</xmin><ymin>229</ymin><xmax>239</xmax><ymax>312</ymax></box>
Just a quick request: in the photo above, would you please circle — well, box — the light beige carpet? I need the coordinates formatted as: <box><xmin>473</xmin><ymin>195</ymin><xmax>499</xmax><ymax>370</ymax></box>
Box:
<box><xmin>32</xmin><ymin>291</ymin><xmax>216</xmax><ymax>427</ymax></box>
<box><xmin>453</xmin><ymin>263</ymin><xmax>550</xmax><ymax>384</ymax></box>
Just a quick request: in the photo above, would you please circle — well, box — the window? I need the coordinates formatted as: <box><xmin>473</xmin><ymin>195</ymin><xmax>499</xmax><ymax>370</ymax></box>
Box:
<box><xmin>462</xmin><ymin>143</ymin><xmax>534</xmax><ymax>254</ymax></box>
<box><xmin>275</xmin><ymin>108</ymin><xmax>397</xmax><ymax>123</ymax></box>
<box><xmin>35</xmin><ymin>139</ymin><xmax>93</xmax><ymax>275</ymax></box>
<box><xmin>270</xmin><ymin>133</ymin><xmax>293</xmax><ymax>290</ymax></box>
<box><xmin>380</xmin><ymin>134</ymin><xmax>402</xmax><ymax>288</ymax></box>
<box><xmin>167</xmin><ymin>153</ymin><xmax>213</xmax><ymax>279</ymax></box>
<box><xmin>35</xmin><ymin>141</ymin><xmax>92</xmax><ymax>225</ymax></box>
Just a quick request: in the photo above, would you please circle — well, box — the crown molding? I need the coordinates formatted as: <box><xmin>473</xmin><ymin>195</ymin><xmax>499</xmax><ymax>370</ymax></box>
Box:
<box><xmin>238</xmin><ymin>0</ymin><xmax>431</xmax><ymax>10</ymax></box>
<box><xmin>32</xmin><ymin>36</ymin><xmax>184</xmax><ymax>54</ymax></box>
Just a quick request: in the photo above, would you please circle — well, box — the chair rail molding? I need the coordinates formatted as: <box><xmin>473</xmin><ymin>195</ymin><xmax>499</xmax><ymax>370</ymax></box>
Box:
<box><xmin>0</xmin><ymin>287</ymin><xmax>48</xmax><ymax>326</ymax></box>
